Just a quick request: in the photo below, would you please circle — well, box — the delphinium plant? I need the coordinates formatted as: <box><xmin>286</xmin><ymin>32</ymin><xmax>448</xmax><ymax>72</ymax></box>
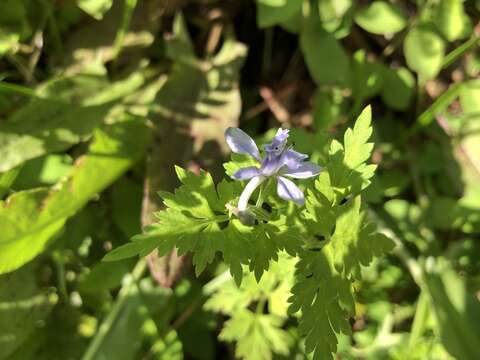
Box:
<box><xmin>106</xmin><ymin>106</ymin><xmax>394</xmax><ymax>359</ymax></box>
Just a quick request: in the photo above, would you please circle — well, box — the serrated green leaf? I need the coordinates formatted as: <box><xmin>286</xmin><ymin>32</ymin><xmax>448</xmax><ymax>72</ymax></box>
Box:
<box><xmin>205</xmin><ymin>252</ymin><xmax>296</xmax><ymax>316</ymax></box>
<box><xmin>220</xmin><ymin>310</ymin><xmax>290</xmax><ymax>360</ymax></box>
<box><xmin>344</xmin><ymin>106</ymin><xmax>373</xmax><ymax>169</ymax></box>
<box><xmin>0</xmin><ymin>117</ymin><xmax>150</xmax><ymax>274</ymax></box>
<box><xmin>288</xmin><ymin>250</ymin><xmax>354</xmax><ymax>360</ymax></box>
<box><xmin>328</xmin><ymin>106</ymin><xmax>376</xmax><ymax>196</ymax></box>
<box><xmin>330</xmin><ymin>196</ymin><xmax>395</xmax><ymax>274</ymax></box>
<box><xmin>109</xmin><ymin>170</ymin><xmax>247</xmax><ymax>279</ymax></box>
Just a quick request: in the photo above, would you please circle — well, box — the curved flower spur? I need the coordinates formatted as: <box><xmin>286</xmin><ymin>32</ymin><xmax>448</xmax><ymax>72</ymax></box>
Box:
<box><xmin>225</xmin><ymin>127</ymin><xmax>322</xmax><ymax>225</ymax></box>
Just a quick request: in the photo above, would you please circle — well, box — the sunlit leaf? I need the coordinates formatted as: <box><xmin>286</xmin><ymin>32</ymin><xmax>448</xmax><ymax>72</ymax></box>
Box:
<box><xmin>355</xmin><ymin>1</ymin><xmax>408</xmax><ymax>35</ymax></box>
<box><xmin>0</xmin><ymin>117</ymin><xmax>150</xmax><ymax>274</ymax></box>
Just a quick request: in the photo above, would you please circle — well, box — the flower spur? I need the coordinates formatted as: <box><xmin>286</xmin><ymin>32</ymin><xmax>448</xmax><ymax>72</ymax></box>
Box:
<box><xmin>225</xmin><ymin>127</ymin><xmax>322</xmax><ymax>222</ymax></box>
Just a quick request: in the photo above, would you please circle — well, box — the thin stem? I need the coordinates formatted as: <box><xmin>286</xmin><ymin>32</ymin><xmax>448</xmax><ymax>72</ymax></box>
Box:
<box><xmin>256</xmin><ymin>298</ymin><xmax>266</xmax><ymax>314</ymax></box>
<box><xmin>442</xmin><ymin>35</ymin><xmax>479</xmax><ymax>69</ymax></box>
<box><xmin>112</xmin><ymin>0</ymin><xmax>138</xmax><ymax>61</ymax></box>
<box><xmin>81</xmin><ymin>259</ymin><xmax>147</xmax><ymax>360</ymax></box>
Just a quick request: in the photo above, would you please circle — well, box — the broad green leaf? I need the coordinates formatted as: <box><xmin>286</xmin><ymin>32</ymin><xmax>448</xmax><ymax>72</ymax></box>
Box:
<box><xmin>423</xmin><ymin>258</ymin><xmax>480</xmax><ymax>360</ymax></box>
<box><xmin>0</xmin><ymin>0</ymin><xmax>31</xmax><ymax>55</ymax></box>
<box><xmin>301</xmin><ymin>18</ymin><xmax>351</xmax><ymax>86</ymax></box>
<box><xmin>76</xmin><ymin>0</ymin><xmax>113</xmax><ymax>20</ymax></box>
<box><xmin>0</xmin><ymin>262</ymin><xmax>57</xmax><ymax>359</ymax></box>
<box><xmin>79</xmin><ymin>259</ymin><xmax>134</xmax><ymax>292</ymax></box>
<box><xmin>0</xmin><ymin>100</ymin><xmax>108</xmax><ymax>173</ymax></box>
<box><xmin>157</xmin><ymin>13</ymin><xmax>247</xmax><ymax>152</ymax></box>
<box><xmin>82</xmin><ymin>277</ymin><xmax>172</xmax><ymax>360</ymax></box>
<box><xmin>312</xmin><ymin>88</ymin><xmax>348</xmax><ymax>131</ymax></box>
<box><xmin>426</xmin><ymin>196</ymin><xmax>461</xmax><ymax>230</ymax></box>
<box><xmin>13</xmin><ymin>154</ymin><xmax>73</xmax><ymax>190</ymax></box>
<box><xmin>0</xmin><ymin>165</ymin><xmax>21</xmax><ymax>198</ymax></box>
<box><xmin>381</xmin><ymin>66</ymin><xmax>415</xmax><ymax>110</ymax></box>
<box><xmin>0</xmin><ymin>69</ymin><xmax>145</xmax><ymax>172</ymax></box>
<box><xmin>256</xmin><ymin>0</ymin><xmax>302</xmax><ymax>28</ymax></box>
<box><xmin>404</xmin><ymin>24</ymin><xmax>446</xmax><ymax>80</ymax></box>
<box><xmin>0</xmin><ymin>117</ymin><xmax>150</xmax><ymax>274</ymax></box>
<box><xmin>317</xmin><ymin>0</ymin><xmax>353</xmax><ymax>34</ymax></box>
<box><xmin>355</xmin><ymin>1</ymin><xmax>408</xmax><ymax>35</ymax></box>
<box><xmin>434</xmin><ymin>0</ymin><xmax>471</xmax><ymax>41</ymax></box>
<box><xmin>352</xmin><ymin>50</ymin><xmax>384</xmax><ymax>102</ymax></box>
<box><xmin>460</xmin><ymin>79</ymin><xmax>480</xmax><ymax>115</ymax></box>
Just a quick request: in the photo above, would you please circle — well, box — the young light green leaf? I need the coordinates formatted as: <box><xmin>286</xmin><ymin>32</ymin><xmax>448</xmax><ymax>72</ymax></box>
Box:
<box><xmin>256</xmin><ymin>0</ymin><xmax>302</xmax><ymax>28</ymax></box>
<box><xmin>355</xmin><ymin>1</ymin><xmax>408</xmax><ymax>35</ymax></box>
<box><xmin>220</xmin><ymin>310</ymin><xmax>290</xmax><ymax>360</ymax></box>
<box><xmin>317</xmin><ymin>0</ymin><xmax>353</xmax><ymax>34</ymax></box>
<box><xmin>76</xmin><ymin>0</ymin><xmax>113</xmax><ymax>20</ymax></box>
<box><xmin>434</xmin><ymin>0</ymin><xmax>471</xmax><ymax>41</ymax></box>
<box><xmin>404</xmin><ymin>24</ymin><xmax>446</xmax><ymax>80</ymax></box>
<box><xmin>327</xmin><ymin>106</ymin><xmax>376</xmax><ymax>195</ymax></box>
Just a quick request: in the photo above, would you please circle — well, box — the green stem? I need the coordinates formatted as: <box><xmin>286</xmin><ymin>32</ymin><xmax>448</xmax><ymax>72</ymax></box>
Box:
<box><xmin>81</xmin><ymin>259</ymin><xmax>147</xmax><ymax>360</ymax></box>
<box><xmin>52</xmin><ymin>251</ymin><xmax>68</xmax><ymax>300</ymax></box>
<box><xmin>256</xmin><ymin>298</ymin><xmax>266</xmax><ymax>314</ymax></box>
<box><xmin>112</xmin><ymin>0</ymin><xmax>138</xmax><ymax>61</ymax></box>
<box><xmin>442</xmin><ymin>36</ymin><xmax>480</xmax><ymax>69</ymax></box>
<box><xmin>408</xmin><ymin>291</ymin><xmax>429</xmax><ymax>349</ymax></box>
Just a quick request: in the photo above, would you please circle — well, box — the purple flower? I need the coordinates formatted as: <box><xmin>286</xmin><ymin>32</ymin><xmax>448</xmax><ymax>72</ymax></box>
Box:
<box><xmin>225</xmin><ymin>127</ymin><xmax>322</xmax><ymax>213</ymax></box>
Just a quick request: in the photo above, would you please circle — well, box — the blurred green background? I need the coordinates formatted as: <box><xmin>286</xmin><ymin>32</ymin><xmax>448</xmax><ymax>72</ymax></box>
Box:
<box><xmin>0</xmin><ymin>0</ymin><xmax>479</xmax><ymax>359</ymax></box>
